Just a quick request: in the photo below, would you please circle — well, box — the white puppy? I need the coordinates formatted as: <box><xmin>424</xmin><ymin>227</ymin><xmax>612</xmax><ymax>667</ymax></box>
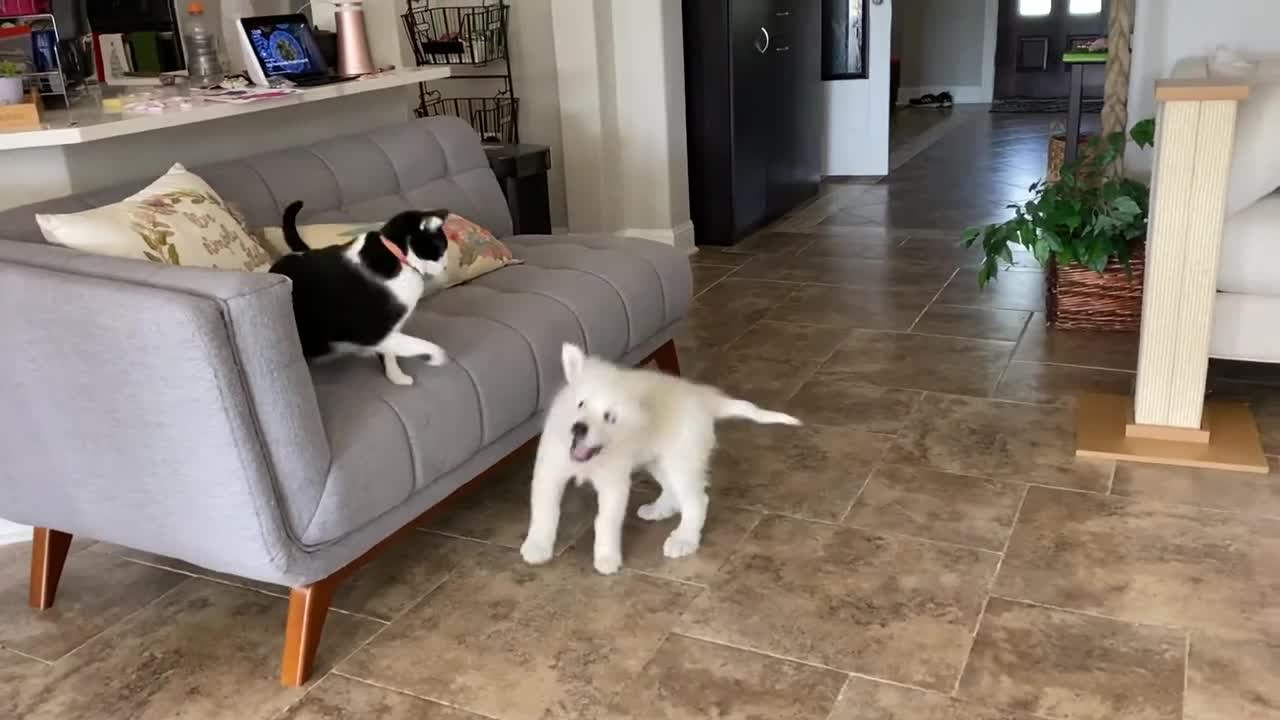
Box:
<box><xmin>520</xmin><ymin>343</ymin><xmax>801</xmax><ymax>575</ymax></box>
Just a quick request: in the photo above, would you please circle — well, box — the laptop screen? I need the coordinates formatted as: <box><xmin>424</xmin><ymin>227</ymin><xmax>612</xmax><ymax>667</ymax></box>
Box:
<box><xmin>242</xmin><ymin>16</ymin><xmax>327</xmax><ymax>77</ymax></box>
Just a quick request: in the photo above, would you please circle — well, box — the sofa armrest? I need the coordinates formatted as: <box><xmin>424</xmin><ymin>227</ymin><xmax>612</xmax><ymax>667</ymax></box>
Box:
<box><xmin>0</xmin><ymin>240</ymin><xmax>330</xmax><ymax>582</ymax></box>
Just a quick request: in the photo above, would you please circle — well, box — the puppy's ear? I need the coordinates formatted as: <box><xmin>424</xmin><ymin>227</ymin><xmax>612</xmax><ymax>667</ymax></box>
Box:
<box><xmin>561</xmin><ymin>343</ymin><xmax>585</xmax><ymax>382</ymax></box>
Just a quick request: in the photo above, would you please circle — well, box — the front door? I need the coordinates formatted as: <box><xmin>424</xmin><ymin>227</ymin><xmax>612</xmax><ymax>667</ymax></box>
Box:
<box><xmin>993</xmin><ymin>0</ymin><xmax>1108</xmax><ymax>100</ymax></box>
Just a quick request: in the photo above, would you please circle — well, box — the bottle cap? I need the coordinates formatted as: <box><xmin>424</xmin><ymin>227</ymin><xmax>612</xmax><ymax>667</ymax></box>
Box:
<box><xmin>188</xmin><ymin>2</ymin><xmax>205</xmax><ymax>14</ymax></box>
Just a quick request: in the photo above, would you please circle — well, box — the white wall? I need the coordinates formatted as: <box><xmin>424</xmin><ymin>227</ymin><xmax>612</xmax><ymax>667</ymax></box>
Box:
<box><xmin>1129</xmin><ymin>0</ymin><xmax>1280</xmax><ymax>174</ymax></box>
<box><xmin>895</xmin><ymin>0</ymin><xmax>998</xmax><ymax>104</ymax></box>
<box><xmin>825</xmin><ymin>0</ymin><xmax>893</xmax><ymax>176</ymax></box>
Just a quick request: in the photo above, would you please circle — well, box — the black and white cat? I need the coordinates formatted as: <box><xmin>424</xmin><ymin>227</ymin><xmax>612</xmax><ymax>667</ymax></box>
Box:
<box><xmin>269</xmin><ymin>200</ymin><xmax>450</xmax><ymax>386</ymax></box>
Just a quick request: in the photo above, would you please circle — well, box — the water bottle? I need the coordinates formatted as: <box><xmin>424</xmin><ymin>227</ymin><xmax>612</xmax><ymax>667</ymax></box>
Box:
<box><xmin>184</xmin><ymin>1</ymin><xmax>224</xmax><ymax>88</ymax></box>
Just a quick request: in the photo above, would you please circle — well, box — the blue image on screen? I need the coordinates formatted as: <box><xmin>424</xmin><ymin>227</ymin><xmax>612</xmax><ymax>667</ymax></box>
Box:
<box><xmin>249</xmin><ymin>23</ymin><xmax>315</xmax><ymax>76</ymax></box>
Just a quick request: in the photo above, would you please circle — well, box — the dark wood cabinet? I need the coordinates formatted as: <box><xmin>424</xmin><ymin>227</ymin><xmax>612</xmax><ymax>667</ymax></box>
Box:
<box><xmin>683</xmin><ymin>0</ymin><xmax>823</xmax><ymax>246</ymax></box>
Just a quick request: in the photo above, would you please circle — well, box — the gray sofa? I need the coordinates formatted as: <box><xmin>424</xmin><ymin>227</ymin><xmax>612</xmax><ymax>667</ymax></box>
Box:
<box><xmin>0</xmin><ymin>116</ymin><xmax>690</xmax><ymax>685</ymax></box>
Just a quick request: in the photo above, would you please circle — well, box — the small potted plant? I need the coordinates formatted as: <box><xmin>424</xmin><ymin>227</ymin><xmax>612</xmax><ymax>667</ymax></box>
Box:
<box><xmin>964</xmin><ymin>118</ymin><xmax>1156</xmax><ymax>331</ymax></box>
<box><xmin>0</xmin><ymin>61</ymin><xmax>25</xmax><ymax>106</ymax></box>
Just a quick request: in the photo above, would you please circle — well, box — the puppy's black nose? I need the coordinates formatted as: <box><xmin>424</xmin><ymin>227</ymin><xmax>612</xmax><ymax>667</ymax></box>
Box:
<box><xmin>571</xmin><ymin>421</ymin><xmax>588</xmax><ymax>439</ymax></box>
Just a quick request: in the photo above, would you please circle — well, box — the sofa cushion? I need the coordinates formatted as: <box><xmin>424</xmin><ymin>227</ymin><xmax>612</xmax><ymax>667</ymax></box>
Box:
<box><xmin>1218</xmin><ymin>191</ymin><xmax>1280</xmax><ymax>296</ymax></box>
<box><xmin>297</xmin><ymin>232</ymin><xmax>692</xmax><ymax>545</ymax></box>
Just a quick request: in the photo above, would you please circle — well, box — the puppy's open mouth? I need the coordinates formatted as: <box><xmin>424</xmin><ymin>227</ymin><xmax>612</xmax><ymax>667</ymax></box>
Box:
<box><xmin>570</xmin><ymin>443</ymin><xmax>602</xmax><ymax>463</ymax></box>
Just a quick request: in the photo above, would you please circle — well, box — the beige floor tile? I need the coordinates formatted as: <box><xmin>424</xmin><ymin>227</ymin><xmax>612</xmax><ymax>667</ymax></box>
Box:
<box><xmin>797</xmin><ymin>232</ymin><xmax>910</xmax><ymax>260</ymax></box>
<box><xmin>911</xmin><ymin>305</ymin><xmax>1030</xmax><ymax>342</ymax></box>
<box><xmin>957</xmin><ymin>598</ymin><xmax>1184</xmax><ymax>720</ymax></box>
<box><xmin>765</xmin><ymin>285</ymin><xmax>937</xmax><ymax>330</ymax></box>
<box><xmin>422</xmin><ymin>458</ymin><xmax>595</xmax><ymax>555</ymax></box>
<box><xmin>819</xmin><ymin>331</ymin><xmax>1014</xmax><ymax>397</ymax></box>
<box><xmin>1111</xmin><ymin>457</ymin><xmax>1280</xmax><ymax>518</ymax></box>
<box><xmin>993</xmin><ymin>361</ymin><xmax>1134</xmax><ymax>405</ymax></box>
<box><xmin>278</xmin><ymin>674</ymin><xmax>486</xmax><ymax>719</ymax></box>
<box><xmin>691</xmin><ymin>264</ymin><xmax>735</xmax><ymax>296</ymax></box>
<box><xmin>11</xmin><ymin>579</ymin><xmax>381</xmax><ymax>720</ymax></box>
<box><xmin>339</xmin><ymin>547</ymin><xmax>699</xmax><ymax>720</ymax></box>
<box><xmin>679</xmin><ymin>515</ymin><xmax>997</xmax><ymax>690</ymax></box>
<box><xmin>591</xmin><ymin>634</ymin><xmax>846</xmax><ymax>720</ymax></box>
<box><xmin>689</xmin><ymin>248</ymin><xmax>754</xmax><ymax>267</ymax></box>
<box><xmin>96</xmin><ymin>532</ymin><xmax>467</xmax><ymax>622</ymax></box>
<box><xmin>711</xmin><ymin>423</ymin><xmax>891</xmax><ymax>521</ymax></box>
<box><xmin>1185</xmin><ymin>630</ymin><xmax>1280</xmax><ymax>720</ymax></box>
<box><xmin>0</xmin><ymin>648</ymin><xmax>50</xmax><ymax>719</ymax></box>
<box><xmin>829</xmin><ymin>676</ymin><xmax>1041</xmax><ymax>720</ymax></box>
<box><xmin>1013</xmin><ymin>313</ymin><xmax>1139</xmax><ymax>370</ymax></box>
<box><xmin>0</xmin><ymin>545</ymin><xmax>185</xmax><ymax>662</ymax></box>
<box><xmin>725</xmin><ymin>320</ymin><xmax>850</xmax><ymax>360</ymax></box>
<box><xmin>679</xmin><ymin>279</ymin><xmax>798</xmax><ymax>353</ymax></box>
<box><xmin>844</xmin><ymin>464</ymin><xmax>1026</xmax><ymax>551</ymax></box>
<box><xmin>693</xmin><ymin>351</ymin><xmax>824</xmax><ymax>407</ymax></box>
<box><xmin>573</xmin><ymin>482</ymin><xmax>762</xmax><ymax>584</ymax></box>
<box><xmin>937</xmin><ymin>269</ymin><xmax>1045</xmax><ymax>312</ymax></box>
<box><xmin>726</xmin><ymin>230</ymin><xmax>816</xmax><ymax>255</ymax></box>
<box><xmin>735</xmin><ymin>255</ymin><xmax>956</xmax><ymax>291</ymax></box>
<box><xmin>786</xmin><ymin>376</ymin><xmax>922</xmax><ymax>433</ymax></box>
<box><xmin>994</xmin><ymin>486</ymin><xmax>1280</xmax><ymax>638</ymax></box>
<box><xmin>887</xmin><ymin>394</ymin><xmax>1113</xmax><ymax>492</ymax></box>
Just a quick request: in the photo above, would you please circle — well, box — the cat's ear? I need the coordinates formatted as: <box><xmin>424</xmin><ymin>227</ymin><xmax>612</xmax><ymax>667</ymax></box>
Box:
<box><xmin>561</xmin><ymin>343</ymin><xmax>585</xmax><ymax>382</ymax></box>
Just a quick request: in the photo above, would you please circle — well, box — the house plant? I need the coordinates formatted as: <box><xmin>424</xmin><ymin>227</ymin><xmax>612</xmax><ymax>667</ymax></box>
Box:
<box><xmin>963</xmin><ymin>118</ymin><xmax>1156</xmax><ymax>331</ymax></box>
<box><xmin>0</xmin><ymin>61</ymin><xmax>25</xmax><ymax>106</ymax></box>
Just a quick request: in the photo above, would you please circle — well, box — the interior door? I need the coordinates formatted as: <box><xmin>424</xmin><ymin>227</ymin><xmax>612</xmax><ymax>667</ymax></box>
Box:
<box><xmin>993</xmin><ymin>0</ymin><xmax>1108</xmax><ymax>100</ymax></box>
<box><xmin>766</xmin><ymin>0</ymin><xmax>822</xmax><ymax>217</ymax></box>
<box><xmin>730</xmin><ymin>0</ymin><xmax>774</xmax><ymax>232</ymax></box>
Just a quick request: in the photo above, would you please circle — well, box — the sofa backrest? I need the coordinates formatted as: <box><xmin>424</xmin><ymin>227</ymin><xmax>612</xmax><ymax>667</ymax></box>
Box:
<box><xmin>0</xmin><ymin>116</ymin><xmax>513</xmax><ymax>245</ymax></box>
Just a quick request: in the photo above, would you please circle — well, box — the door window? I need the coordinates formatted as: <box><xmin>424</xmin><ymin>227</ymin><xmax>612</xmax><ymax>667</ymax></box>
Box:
<box><xmin>1069</xmin><ymin>0</ymin><xmax>1103</xmax><ymax>14</ymax></box>
<box><xmin>1019</xmin><ymin>0</ymin><xmax>1051</xmax><ymax>17</ymax></box>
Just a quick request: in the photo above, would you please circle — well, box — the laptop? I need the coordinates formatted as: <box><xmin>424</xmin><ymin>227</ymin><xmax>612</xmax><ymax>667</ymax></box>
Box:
<box><xmin>238</xmin><ymin>14</ymin><xmax>360</xmax><ymax>88</ymax></box>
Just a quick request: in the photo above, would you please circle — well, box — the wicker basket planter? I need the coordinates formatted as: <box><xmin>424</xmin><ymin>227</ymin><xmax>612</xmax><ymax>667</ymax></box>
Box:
<box><xmin>1046</xmin><ymin>250</ymin><xmax>1144</xmax><ymax>331</ymax></box>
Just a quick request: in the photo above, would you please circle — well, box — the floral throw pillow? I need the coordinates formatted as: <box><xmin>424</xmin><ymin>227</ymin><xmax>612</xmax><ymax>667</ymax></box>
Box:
<box><xmin>256</xmin><ymin>212</ymin><xmax>519</xmax><ymax>287</ymax></box>
<box><xmin>36</xmin><ymin>164</ymin><xmax>272</xmax><ymax>272</ymax></box>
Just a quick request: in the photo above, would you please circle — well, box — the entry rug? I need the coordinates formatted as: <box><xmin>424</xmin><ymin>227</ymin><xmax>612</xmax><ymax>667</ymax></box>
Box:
<box><xmin>990</xmin><ymin>97</ymin><xmax>1103</xmax><ymax>114</ymax></box>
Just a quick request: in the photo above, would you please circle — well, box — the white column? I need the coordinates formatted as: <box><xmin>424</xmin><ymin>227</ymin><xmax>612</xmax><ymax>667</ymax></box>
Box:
<box><xmin>1132</xmin><ymin>81</ymin><xmax>1248</xmax><ymax>430</ymax></box>
<box><xmin>549</xmin><ymin>0</ymin><xmax>694</xmax><ymax>250</ymax></box>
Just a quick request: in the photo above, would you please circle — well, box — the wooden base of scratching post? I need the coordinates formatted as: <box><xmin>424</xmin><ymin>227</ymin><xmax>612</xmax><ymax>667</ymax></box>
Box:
<box><xmin>1076</xmin><ymin>393</ymin><xmax>1268</xmax><ymax>473</ymax></box>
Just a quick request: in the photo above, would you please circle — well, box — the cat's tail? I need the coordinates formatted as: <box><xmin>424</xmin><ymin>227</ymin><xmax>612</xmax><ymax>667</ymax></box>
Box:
<box><xmin>282</xmin><ymin>200</ymin><xmax>309</xmax><ymax>253</ymax></box>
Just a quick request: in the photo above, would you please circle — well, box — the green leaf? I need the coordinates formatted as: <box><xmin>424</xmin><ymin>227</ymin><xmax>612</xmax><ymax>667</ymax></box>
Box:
<box><xmin>1130</xmin><ymin>118</ymin><xmax>1156</xmax><ymax>148</ymax></box>
<box><xmin>962</xmin><ymin>227</ymin><xmax>981</xmax><ymax>246</ymax></box>
<box><xmin>1112</xmin><ymin>195</ymin><xmax>1141</xmax><ymax>219</ymax></box>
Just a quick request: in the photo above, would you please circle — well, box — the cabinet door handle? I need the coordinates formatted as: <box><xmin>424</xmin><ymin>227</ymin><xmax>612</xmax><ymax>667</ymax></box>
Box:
<box><xmin>776</xmin><ymin>10</ymin><xmax>790</xmax><ymax>16</ymax></box>
<box><xmin>754</xmin><ymin>26</ymin><xmax>770</xmax><ymax>54</ymax></box>
<box><xmin>775</xmin><ymin>46</ymin><xmax>791</xmax><ymax>53</ymax></box>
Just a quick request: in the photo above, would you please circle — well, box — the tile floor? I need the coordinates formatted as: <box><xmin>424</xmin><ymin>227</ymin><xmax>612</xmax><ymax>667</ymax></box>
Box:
<box><xmin>5</xmin><ymin>112</ymin><xmax>1280</xmax><ymax>720</ymax></box>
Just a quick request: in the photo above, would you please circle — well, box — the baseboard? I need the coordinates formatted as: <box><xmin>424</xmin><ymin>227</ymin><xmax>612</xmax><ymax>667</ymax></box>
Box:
<box><xmin>616</xmin><ymin>221</ymin><xmax>697</xmax><ymax>254</ymax></box>
<box><xmin>0</xmin><ymin>519</ymin><xmax>29</xmax><ymax>546</ymax></box>
<box><xmin>552</xmin><ymin>226</ymin><xmax>569</xmax><ymax>235</ymax></box>
<box><xmin>898</xmin><ymin>85</ymin><xmax>990</xmax><ymax>105</ymax></box>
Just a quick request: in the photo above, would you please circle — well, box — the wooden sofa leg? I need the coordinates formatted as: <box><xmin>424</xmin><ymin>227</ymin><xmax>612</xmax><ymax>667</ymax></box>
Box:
<box><xmin>29</xmin><ymin>528</ymin><xmax>73</xmax><ymax>610</ymax></box>
<box><xmin>652</xmin><ymin>339</ymin><xmax>681</xmax><ymax>376</ymax></box>
<box><xmin>280</xmin><ymin>579</ymin><xmax>337</xmax><ymax>688</ymax></box>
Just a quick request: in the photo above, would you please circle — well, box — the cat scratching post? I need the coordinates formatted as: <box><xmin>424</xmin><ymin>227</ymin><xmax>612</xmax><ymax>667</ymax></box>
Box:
<box><xmin>1076</xmin><ymin>76</ymin><xmax>1266</xmax><ymax>473</ymax></box>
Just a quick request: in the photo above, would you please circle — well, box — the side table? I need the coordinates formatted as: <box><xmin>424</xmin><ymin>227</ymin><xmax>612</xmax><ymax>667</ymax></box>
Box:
<box><xmin>485</xmin><ymin>144</ymin><xmax>553</xmax><ymax>235</ymax></box>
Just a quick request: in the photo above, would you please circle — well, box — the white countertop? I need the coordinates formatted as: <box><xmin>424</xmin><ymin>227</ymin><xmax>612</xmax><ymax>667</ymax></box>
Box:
<box><xmin>0</xmin><ymin>66</ymin><xmax>450</xmax><ymax>151</ymax></box>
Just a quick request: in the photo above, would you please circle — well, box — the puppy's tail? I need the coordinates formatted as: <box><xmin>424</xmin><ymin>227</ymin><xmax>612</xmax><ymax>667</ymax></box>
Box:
<box><xmin>712</xmin><ymin>395</ymin><xmax>802</xmax><ymax>426</ymax></box>
<box><xmin>282</xmin><ymin>200</ymin><xmax>309</xmax><ymax>253</ymax></box>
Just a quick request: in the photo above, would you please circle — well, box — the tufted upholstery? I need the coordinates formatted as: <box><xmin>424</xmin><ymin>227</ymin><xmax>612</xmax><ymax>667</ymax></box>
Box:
<box><xmin>0</xmin><ymin>117</ymin><xmax>690</xmax><ymax>584</ymax></box>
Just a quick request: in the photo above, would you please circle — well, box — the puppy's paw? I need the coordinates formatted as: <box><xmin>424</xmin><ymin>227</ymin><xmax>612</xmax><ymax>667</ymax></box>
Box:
<box><xmin>637</xmin><ymin>501</ymin><xmax>676</xmax><ymax>522</ymax></box>
<box><xmin>663</xmin><ymin>533</ymin><xmax>700</xmax><ymax>559</ymax></box>
<box><xmin>426</xmin><ymin>350</ymin><xmax>449</xmax><ymax>367</ymax></box>
<box><xmin>593</xmin><ymin>552</ymin><xmax>622</xmax><ymax>575</ymax></box>
<box><xmin>520</xmin><ymin>537</ymin><xmax>554</xmax><ymax>565</ymax></box>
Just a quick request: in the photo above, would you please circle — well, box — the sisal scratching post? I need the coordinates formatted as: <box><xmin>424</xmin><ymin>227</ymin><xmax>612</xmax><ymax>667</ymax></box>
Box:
<box><xmin>1101</xmin><ymin>0</ymin><xmax>1134</xmax><ymax>176</ymax></box>
<box><xmin>1075</xmin><ymin>75</ymin><xmax>1266</xmax><ymax>473</ymax></box>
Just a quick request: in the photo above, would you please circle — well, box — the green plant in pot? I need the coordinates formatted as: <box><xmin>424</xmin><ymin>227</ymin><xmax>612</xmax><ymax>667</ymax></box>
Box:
<box><xmin>0</xmin><ymin>60</ymin><xmax>26</xmax><ymax>107</ymax></box>
<box><xmin>962</xmin><ymin>118</ymin><xmax>1156</xmax><ymax>331</ymax></box>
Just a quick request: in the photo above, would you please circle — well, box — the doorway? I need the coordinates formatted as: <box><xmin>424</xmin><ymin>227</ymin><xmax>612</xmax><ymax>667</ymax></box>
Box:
<box><xmin>993</xmin><ymin>0</ymin><xmax>1107</xmax><ymax>100</ymax></box>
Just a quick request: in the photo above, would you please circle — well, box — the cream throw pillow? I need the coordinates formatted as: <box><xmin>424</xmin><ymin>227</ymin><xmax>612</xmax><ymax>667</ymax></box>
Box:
<box><xmin>36</xmin><ymin>163</ymin><xmax>271</xmax><ymax>272</ymax></box>
<box><xmin>257</xmin><ymin>213</ymin><xmax>520</xmax><ymax>287</ymax></box>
